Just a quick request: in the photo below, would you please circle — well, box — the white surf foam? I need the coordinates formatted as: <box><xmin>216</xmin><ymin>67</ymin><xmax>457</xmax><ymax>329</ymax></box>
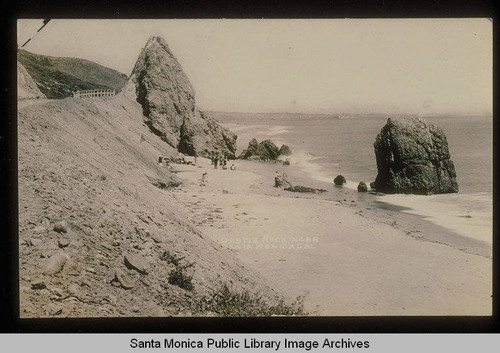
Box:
<box><xmin>378</xmin><ymin>192</ymin><xmax>492</xmax><ymax>244</ymax></box>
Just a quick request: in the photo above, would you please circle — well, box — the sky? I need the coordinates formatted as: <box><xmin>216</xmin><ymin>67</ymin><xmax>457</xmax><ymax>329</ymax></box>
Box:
<box><xmin>17</xmin><ymin>19</ymin><xmax>492</xmax><ymax>115</ymax></box>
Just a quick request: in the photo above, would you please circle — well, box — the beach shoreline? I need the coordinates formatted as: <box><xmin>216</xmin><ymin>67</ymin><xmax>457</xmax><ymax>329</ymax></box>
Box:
<box><xmin>172</xmin><ymin>157</ymin><xmax>492</xmax><ymax>315</ymax></box>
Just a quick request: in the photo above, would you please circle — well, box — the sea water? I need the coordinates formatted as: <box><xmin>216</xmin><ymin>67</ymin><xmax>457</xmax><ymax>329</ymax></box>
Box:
<box><xmin>213</xmin><ymin>112</ymin><xmax>493</xmax><ymax>244</ymax></box>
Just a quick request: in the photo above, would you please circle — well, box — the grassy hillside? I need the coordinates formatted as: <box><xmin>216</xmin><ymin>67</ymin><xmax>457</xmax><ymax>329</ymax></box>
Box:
<box><xmin>17</xmin><ymin>49</ymin><xmax>128</xmax><ymax>99</ymax></box>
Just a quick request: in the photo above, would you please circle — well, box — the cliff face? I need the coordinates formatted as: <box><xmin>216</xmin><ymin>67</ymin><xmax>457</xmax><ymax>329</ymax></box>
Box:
<box><xmin>374</xmin><ymin>117</ymin><xmax>458</xmax><ymax>195</ymax></box>
<box><xmin>17</xmin><ymin>61</ymin><xmax>46</xmax><ymax>99</ymax></box>
<box><xmin>131</xmin><ymin>36</ymin><xmax>237</xmax><ymax>158</ymax></box>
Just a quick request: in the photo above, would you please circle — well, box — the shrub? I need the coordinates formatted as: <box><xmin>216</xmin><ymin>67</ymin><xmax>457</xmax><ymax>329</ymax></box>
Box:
<box><xmin>194</xmin><ymin>283</ymin><xmax>305</xmax><ymax>317</ymax></box>
<box><xmin>160</xmin><ymin>250</ymin><xmax>195</xmax><ymax>291</ymax></box>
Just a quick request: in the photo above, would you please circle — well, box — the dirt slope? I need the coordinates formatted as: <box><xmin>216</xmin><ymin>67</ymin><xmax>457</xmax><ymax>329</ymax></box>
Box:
<box><xmin>18</xmin><ymin>84</ymin><xmax>276</xmax><ymax>318</ymax></box>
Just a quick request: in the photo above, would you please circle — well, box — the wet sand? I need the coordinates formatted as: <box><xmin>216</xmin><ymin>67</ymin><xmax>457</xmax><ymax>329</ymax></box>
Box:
<box><xmin>172</xmin><ymin>157</ymin><xmax>492</xmax><ymax>316</ymax></box>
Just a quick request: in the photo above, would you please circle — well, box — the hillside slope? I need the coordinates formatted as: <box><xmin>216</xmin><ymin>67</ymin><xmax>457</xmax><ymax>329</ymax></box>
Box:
<box><xmin>18</xmin><ymin>85</ymin><xmax>280</xmax><ymax>317</ymax></box>
<box><xmin>17</xmin><ymin>61</ymin><xmax>46</xmax><ymax>100</ymax></box>
<box><xmin>17</xmin><ymin>49</ymin><xmax>128</xmax><ymax>99</ymax></box>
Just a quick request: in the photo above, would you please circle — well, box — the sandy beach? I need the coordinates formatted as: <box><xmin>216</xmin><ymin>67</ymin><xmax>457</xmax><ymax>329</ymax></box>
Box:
<box><xmin>172</xmin><ymin>157</ymin><xmax>492</xmax><ymax>316</ymax></box>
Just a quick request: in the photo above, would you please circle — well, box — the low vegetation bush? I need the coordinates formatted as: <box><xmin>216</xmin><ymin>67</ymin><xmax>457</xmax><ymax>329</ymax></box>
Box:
<box><xmin>160</xmin><ymin>250</ymin><xmax>195</xmax><ymax>291</ymax></box>
<box><xmin>193</xmin><ymin>283</ymin><xmax>305</xmax><ymax>317</ymax></box>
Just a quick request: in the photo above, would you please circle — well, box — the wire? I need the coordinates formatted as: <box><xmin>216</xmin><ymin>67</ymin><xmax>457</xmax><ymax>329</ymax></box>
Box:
<box><xmin>21</xmin><ymin>19</ymin><xmax>51</xmax><ymax>48</ymax></box>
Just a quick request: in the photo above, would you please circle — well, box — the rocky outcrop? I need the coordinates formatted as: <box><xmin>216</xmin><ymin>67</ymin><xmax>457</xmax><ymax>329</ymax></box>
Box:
<box><xmin>17</xmin><ymin>61</ymin><xmax>46</xmax><ymax>100</ymax></box>
<box><xmin>374</xmin><ymin>117</ymin><xmax>458</xmax><ymax>195</ymax></box>
<box><xmin>130</xmin><ymin>36</ymin><xmax>236</xmax><ymax>158</ymax></box>
<box><xmin>256</xmin><ymin>140</ymin><xmax>280</xmax><ymax>161</ymax></box>
<box><xmin>239</xmin><ymin>138</ymin><xmax>289</xmax><ymax>161</ymax></box>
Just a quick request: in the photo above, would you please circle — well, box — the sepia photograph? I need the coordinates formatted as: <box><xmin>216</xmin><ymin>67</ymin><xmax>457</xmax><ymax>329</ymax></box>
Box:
<box><xmin>17</xmin><ymin>19</ymin><xmax>492</xmax><ymax>318</ymax></box>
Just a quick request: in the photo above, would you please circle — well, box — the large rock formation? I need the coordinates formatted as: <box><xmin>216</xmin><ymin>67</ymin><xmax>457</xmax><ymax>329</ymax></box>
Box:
<box><xmin>130</xmin><ymin>36</ymin><xmax>236</xmax><ymax>158</ymax></box>
<box><xmin>238</xmin><ymin>138</ymin><xmax>289</xmax><ymax>162</ymax></box>
<box><xmin>374</xmin><ymin>117</ymin><xmax>458</xmax><ymax>195</ymax></box>
<box><xmin>17</xmin><ymin>61</ymin><xmax>46</xmax><ymax>100</ymax></box>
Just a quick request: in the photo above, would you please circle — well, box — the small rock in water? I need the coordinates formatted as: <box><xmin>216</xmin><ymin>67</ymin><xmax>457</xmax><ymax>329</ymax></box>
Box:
<box><xmin>357</xmin><ymin>182</ymin><xmax>368</xmax><ymax>192</ymax></box>
<box><xmin>44</xmin><ymin>252</ymin><xmax>70</xmax><ymax>275</ymax></box>
<box><xmin>53</xmin><ymin>221</ymin><xmax>68</xmax><ymax>234</ymax></box>
<box><xmin>124</xmin><ymin>254</ymin><xmax>149</xmax><ymax>274</ymax></box>
<box><xmin>58</xmin><ymin>239</ymin><xmax>71</xmax><ymax>248</ymax></box>
<box><xmin>334</xmin><ymin>175</ymin><xmax>346</xmax><ymax>186</ymax></box>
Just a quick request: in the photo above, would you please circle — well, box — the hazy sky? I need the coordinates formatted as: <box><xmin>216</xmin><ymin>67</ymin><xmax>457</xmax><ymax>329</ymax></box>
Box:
<box><xmin>17</xmin><ymin>19</ymin><xmax>492</xmax><ymax>115</ymax></box>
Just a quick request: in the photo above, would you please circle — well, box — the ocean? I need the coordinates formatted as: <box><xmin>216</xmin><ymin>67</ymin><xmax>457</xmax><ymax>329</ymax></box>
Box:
<box><xmin>212</xmin><ymin>112</ymin><xmax>493</xmax><ymax>244</ymax></box>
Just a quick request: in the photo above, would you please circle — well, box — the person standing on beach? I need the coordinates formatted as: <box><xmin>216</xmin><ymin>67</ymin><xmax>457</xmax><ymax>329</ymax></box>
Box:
<box><xmin>214</xmin><ymin>154</ymin><xmax>219</xmax><ymax>169</ymax></box>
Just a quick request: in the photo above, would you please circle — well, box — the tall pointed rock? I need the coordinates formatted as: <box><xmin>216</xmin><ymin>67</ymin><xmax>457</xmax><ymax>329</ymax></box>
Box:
<box><xmin>130</xmin><ymin>36</ymin><xmax>236</xmax><ymax>157</ymax></box>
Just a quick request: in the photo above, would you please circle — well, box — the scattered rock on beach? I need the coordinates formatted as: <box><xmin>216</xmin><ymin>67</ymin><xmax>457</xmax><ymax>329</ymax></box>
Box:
<box><xmin>31</xmin><ymin>280</ymin><xmax>46</xmax><ymax>290</ymax></box>
<box><xmin>285</xmin><ymin>185</ymin><xmax>326</xmax><ymax>194</ymax></box>
<box><xmin>370</xmin><ymin>182</ymin><xmax>376</xmax><ymax>190</ymax></box>
<box><xmin>124</xmin><ymin>253</ymin><xmax>149</xmax><ymax>274</ymax></box>
<box><xmin>46</xmin><ymin>303</ymin><xmax>63</xmax><ymax>316</ymax></box>
<box><xmin>357</xmin><ymin>182</ymin><xmax>368</xmax><ymax>192</ymax></box>
<box><xmin>32</xmin><ymin>225</ymin><xmax>47</xmax><ymax>234</ymax></box>
<box><xmin>53</xmin><ymin>221</ymin><xmax>68</xmax><ymax>233</ymax></box>
<box><xmin>374</xmin><ymin>117</ymin><xmax>458</xmax><ymax>194</ymax></box>
<box><xmin>43</xmin><ymin>252</ymin><xmax>70</xmax><ymax>275</ymax></box>
<box><xmin>334</xmin><ymin>175</ymin><xmax>346</xmax><ymax>186</ymax></box>
<box><xmin>58</xmin><ymin>239</ymin><xmax>71</xmax><ymax>248</ymax></box>
<box><xmin>112</xmin><ymin>270</ymin><xmax>135</xmax><ymax>289</ymax></box>
<box><xmin>275</xmin><ymin>173</ymin><xmax>292</xmax><ymax>189</ymax></box>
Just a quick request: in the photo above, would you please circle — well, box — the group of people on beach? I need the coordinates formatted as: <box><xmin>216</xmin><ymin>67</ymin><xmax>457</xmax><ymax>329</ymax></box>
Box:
<box><xmin>158</xmin><ymin>154</ymin><xmax>193</xmax><ymax>167</ymax></box>
<box><xmin>209</xmin><ymin>151</ymin><xmax>235</xmax><ymax>170</ymax></box>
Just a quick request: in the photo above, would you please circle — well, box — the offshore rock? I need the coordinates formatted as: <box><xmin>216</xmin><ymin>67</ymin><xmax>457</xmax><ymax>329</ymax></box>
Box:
<box><xmin>256</xmin><ymin>140</ymin><xmax>280</xmax><ymax>161</ymax></box>
<box><xmin>374</xmin><ymin>117</ymin><xmax>458</xmax><ymax>195</ymax></box>
<box><xmin>130</xmin><ymin>36</ymin><xmax>236</xmax><ymax>158</ymax></box>
<box><xmin>279</xmin><ymin>144</ymin><xmax>292</xmax><ymax>156</ymax></box>
<box><xmin>240</xmin><ymin>138</ymin><xmax>280</xmax><ymax>161</ymax></box>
